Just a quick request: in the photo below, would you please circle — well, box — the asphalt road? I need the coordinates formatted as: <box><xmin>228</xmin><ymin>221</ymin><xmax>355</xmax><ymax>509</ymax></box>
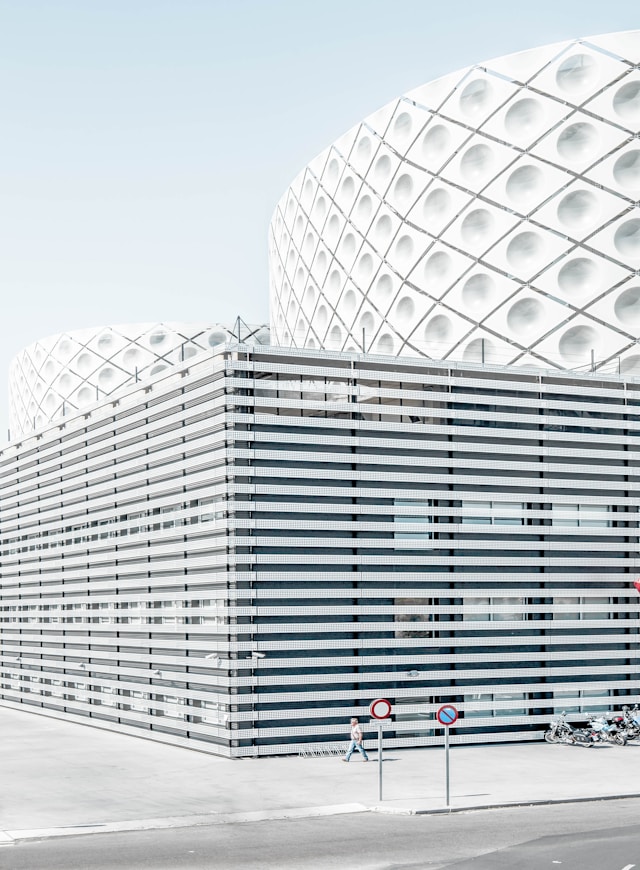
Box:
<box><xmin>2</xmin><ymin>797</ymin><xmax>640</xmax><ymax>870</ymax></box>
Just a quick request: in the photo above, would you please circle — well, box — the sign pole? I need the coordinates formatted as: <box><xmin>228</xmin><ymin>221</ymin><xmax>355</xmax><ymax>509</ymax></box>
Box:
<box><xmin>369</xmin><ymin>699</ymin><xmax>392</xmax><ymax>805</ymax></box>
<box><xmin>436</xmin><ymin>704</ymin><xmax>458</xmax><ymax>809</ymax></box>
<box><xmin>445</xmin><ymin>725</ymin><xmax>450</xmax><ymax>807</ymax></box>
<box><xmin>378</xmin><ymin>721</ymin><xmax>383</xmax><ymax>802</ymax></box>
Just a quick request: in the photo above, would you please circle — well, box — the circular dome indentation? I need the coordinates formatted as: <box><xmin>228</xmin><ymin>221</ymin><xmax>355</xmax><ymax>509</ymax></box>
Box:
<box><xmin>557</xmin><ymin>123</ymin><xmax>599</xmax><ymax>162</ymax></box>
<box><xmin>373</xmin><ymin>154</ymin><xmax>392</xmax><ymax>182</ymax></box>
<box><xmin>613</xmin><ymin>81</ymin><xmax>640</xmax><ymax>123</ymax></box>
<box><xmin>621</xmin><ymin>353</ymin><xmax>640</xmax><ymax>375</ymax></box>
<box><xmin>360</xmin><ymin>311</ymin><xmax>375</xmax><ymax>332</ymax></box>
<box><xmin>343</xmin><ymin>288</ymin><xmax>357</xmax><ymax>315</ymax></box>
<box><xmin>316</xmin><ymin>305</ymin><xmax>328</xmax><ymax>330</ymax></box>
<box><xmin>377</xmin><ymin>333</ymin><xmax>395</xmax><ymax>354</ymax></box>
<box><xmin>557</xmin><ymin>257</ymin><xmax>599</xmax><ymax>297</ymax></box>
<box><xmin>315</xmin><ymin>250</ymin><xmax>328</xmax><ymax>272</ymax></box>
<box><xmin>328</xmin><ymin>269</ymin><xmax>342</xmax><ymax>293</ymax></box>
<box><xmin>373</xmin><ymin>214</ymin><xmax>393</xmax><ymax>244</ymax></box>
<box><xmin>459</xmin><ymin>78</ymin><xmax>492</xmax><ymax>116</ymax></box>
<box><xmin>504</xmin><ymin>98</ymin><xmax>544</xmax><ymax>138</ymax></box>
<box><xmin>356</xmin><ymin>195</ymin><xmax>372</xmax><ymax>222</ymax></box>
<box><xmin>97</xmin><ymin>332</ymin><xmax>113</xmax><ymax>353</ymax></box>
<box><xmin>395</xmin><ymin>234</ymin><xmax>414</xmax><ymax>264</ymax></box>
<box><xmin>460</xmin><ymin>144</ymin><xmax>494</xmax><ymax>182</ymax></box>
<box><xmin>395</xmin><ymin>295</ymin><xmax>415</xmax><ymax>325</ymax></box>
<box><xmin>342</xmin><ymin>232</ymin><xmax>356</xmax><ymax>257</ymax></box>
<box><xmin>460</xmin><ymin>209</ymin><xmax>494</xmax><ymax>246</ymax></box>
<box><xmin>463</xmin><ymin>337</ymin><xmax>495</xmax><ymax>363</ymax></box>
<box><xmin>357</xmin><ymin>253</ymin><xmax>374</xmax><ymax>281</ymax></box>
<box><xmin>394</xmin><ymin>112</ymin><xmax>413</xmax><ymax>139</ymax></box>
<box><xmin>207</xmin><ymin>329</ymin><xmax>228</xmax><ymax>347</ymax></box>
<box><xmin>505</xmin><ymin>165</ymin><xmax>544</xmax><ymax>206</ymax></box>
<box><xmin>373</xmin><ymin>274</ymin><xmax>394</xmax><ymax>306</ymax></box>
<box><xmin>57</xmin><ymin>340</ymin><xmax>73</xmax><ymax>360</ymax></box>
<box><xmin>150</xmin><ymin>329</ymin><xmax>168</xmax><ymax>347</ymax></box>
<box><xmin>394</xmin><ymin>173</ymin><xmax>414</xmax><ymax>205</ymax></box>
<box><xmin>329</xmin><ymin>324</ymin><xmax>343</xmax><ymax>347</ymax></box>
<box><xmin>356</xmin><ymin>136</ymin><xmax>372</xmax><ymax>161</ymax></box>
<box><xmin>98</xmin><ymin>366</ymin><xmax>116</xmax><ymax>386</ymax></box>
<box><xmin>555</xmin><ymin>53</ymin><xmax>598</xmax><ymax>93</ymax></box>
<box><xmin>341</xmin><ymin>176</ymin><xmax>355</xmax><ymax>199</ymax></box>
<box><xmin>506</xmin><ymin>231</ymin><xmax>543</xmax><ymax>270</ymax></box>
<box><xmin>76</xmin><ymin>386</ymin><xmax>94</xmax><ymax>406</ymax></box>
<box><xmin>58</xmin><ymin>373</ymin><xmax>71</xmax><ymax>390</ymax></box>
<box><xmin>422</xmin><ymin>124</ymin><xmax>451</xmax><ymax>162</ymax></box>
<box><xmin>423</xmin><ymin>188</ymin><xmax>452</xmax><ymax>226</ymax></box>
<box><xmin>559</xmin><ymin>324</ymin><xmax>599</xmax><ymax>363</ymax></box>
<box><xmin>424</xmin><ymin>314</ymin><xmax>453</xmax><ymax>344</ymax></box>
<box><xmin>462</xmin><ymin>273</ymin><xmax>496</xmax><ymax>311</ymax></box>
<box><xmin>506</xmin><ymin>296</ymin><xmax>544</xmax><ymax>336</ymax></box>
<box><xmin>315</xmin><ymin>194</ymin><xmax>327</xmax><ymax>219</ymax></box>
<box><xmin>615</xmin><ymin>286</ymin><xmax>640</xmax><ymax>326</ymax></box>
<box><xmin>303</xmin><ymin>232</ymin><xmax>315</xmax><ymax>256</ymax></box>
<box><xmin>614</xmin><ymin>219</ymin><xmax>640</xmax><ymax>258</ymax></box>
<box><xmin>150</xmin><ymin>363</ymin><xmax>168</xmax><ymax>376</ymax></box>
<box><xmin>76</xmin><ymin>352</ymin><xmax>93</xmax><ymax>374</ymax></box>
<box><xmin>123</xmin><ymin>347</ymin><xmax>140</xmax><ymax>366</ymax></box>
<box><xmin>424</xmin><ymin>251</ymin><xmax>452</xmax><ymax>286</ymax></box>
<box><xmin>326</xmin><ymin>158</ymin><xmax>340</xmax><ymax>183</ymax></box>
<box><xmin>304</xmin><ymin>284</ymin><xmax>316</xmax><ymax>309</ymax></box>
<box><xmin>327</xmin><ymin>214</ymin><xmax>340</xmax><ymax>242</ymax></box>
<box><xmin>613</xmin><ymin>150</ymin><xmax>640</xmax><ymax>191</ymax></box>
<box><xmin>556</xmin><ymin>189</ymin><xmax>599</xmax><ymax>230</ymax></box>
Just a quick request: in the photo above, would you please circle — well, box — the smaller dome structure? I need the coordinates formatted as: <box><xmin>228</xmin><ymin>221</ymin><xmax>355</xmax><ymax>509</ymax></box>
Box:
<box><xmin>9</xmin><ymin>321</ymin><xmax>269</xmax><ymax>437</ymax></box>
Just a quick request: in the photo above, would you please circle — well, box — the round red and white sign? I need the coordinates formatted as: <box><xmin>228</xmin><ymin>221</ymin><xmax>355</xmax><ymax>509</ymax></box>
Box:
<box><xmin>369</xmin><ymin>698</ymin><xmax>392</xmax><ymax>720</ymax></box>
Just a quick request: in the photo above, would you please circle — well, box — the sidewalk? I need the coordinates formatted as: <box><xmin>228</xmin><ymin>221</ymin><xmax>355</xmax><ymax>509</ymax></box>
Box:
<box><xmin>1</xmin><ymin>706</ymin><xmax>639</xmax><ymax>844</ymax></box>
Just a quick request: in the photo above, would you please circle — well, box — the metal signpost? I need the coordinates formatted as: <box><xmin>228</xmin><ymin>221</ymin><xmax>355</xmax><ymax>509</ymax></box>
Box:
<box><xmin>369</xmin><ymin>698</ymin><xmax>392</xmax><ymax>801</ymax></box>
<box><xmin>436</xmin><ymin>704</ymin><xmax>459</xmax><ymax>807</ymax></box>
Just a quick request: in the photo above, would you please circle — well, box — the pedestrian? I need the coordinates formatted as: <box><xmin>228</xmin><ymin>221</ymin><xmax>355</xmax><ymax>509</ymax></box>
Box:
<box><xmin>342</xmin><ymin>717</ymin><xmax>369</xmax><ymax>762</ymax></box>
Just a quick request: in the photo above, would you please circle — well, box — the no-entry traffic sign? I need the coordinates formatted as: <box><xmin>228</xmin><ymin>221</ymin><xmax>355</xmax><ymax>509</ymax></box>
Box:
<box><xmin>369</xmin><ymin>698</ymin><xmax>392</xmax><ymax>720</ymax></box>
<box><xmin>436</xmin><ymin>704</ymin><xmax>458</xmax><ymax>726</ymax></box>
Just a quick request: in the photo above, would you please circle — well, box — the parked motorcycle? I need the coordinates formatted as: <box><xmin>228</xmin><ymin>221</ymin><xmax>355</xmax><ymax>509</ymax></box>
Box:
<box><xmin>611</xmin><ymin>705</ymin><xmax>640</xmax><ymax>742</ymax></box>
<box><xmin>587</xmin><ymin>714</ymin><xmax>627</xmax><ymax>745</ymax></box>
<box><xmin>544</xmin><ymin>712</ymin><xmax>592</xmax><ymax>746</ymax></box>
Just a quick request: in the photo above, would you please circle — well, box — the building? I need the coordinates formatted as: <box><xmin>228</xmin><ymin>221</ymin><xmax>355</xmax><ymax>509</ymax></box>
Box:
<box><xmin>1</xmin><ymin>31</ymin><xmax>640</xmax><ymax>757</ymax></box>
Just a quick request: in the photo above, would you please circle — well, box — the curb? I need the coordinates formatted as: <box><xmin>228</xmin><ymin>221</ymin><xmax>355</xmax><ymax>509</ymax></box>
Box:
<box><xmin>0</xmin><ymin>803</ymin><xmax>369</xmax><ymax>845</ymax></box>
<box><xmin>370</xmin><ymin>791</ymin><xmax>640</xmax><ymax>816</ymax></box>
<box><xmin>3</xmin><ymin>792</ymin><xmax>640</xmax><ymax>845</ymax></box>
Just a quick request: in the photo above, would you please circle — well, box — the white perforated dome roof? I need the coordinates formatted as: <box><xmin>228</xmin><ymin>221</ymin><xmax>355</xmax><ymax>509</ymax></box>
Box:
<box><xmin>269</xmin><ymin>30</ymin><xmax>640</xmax><ymax>374</ymax></box>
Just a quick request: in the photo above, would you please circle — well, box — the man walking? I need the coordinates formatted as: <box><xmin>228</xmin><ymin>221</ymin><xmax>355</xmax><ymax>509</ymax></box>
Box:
<box><xmin>342</xmin><ymin>717</ymin><xmax>369</xmax><ymax>762</ymax></box>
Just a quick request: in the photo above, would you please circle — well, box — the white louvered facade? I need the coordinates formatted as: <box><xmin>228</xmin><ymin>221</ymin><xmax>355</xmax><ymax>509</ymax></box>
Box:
<box><xmin>1</xmin><ymin>344</ymin><xmax>639</xmax><ymax>756</ymax></box>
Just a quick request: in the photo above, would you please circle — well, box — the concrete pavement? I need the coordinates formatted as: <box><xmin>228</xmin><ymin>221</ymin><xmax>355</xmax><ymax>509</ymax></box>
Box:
<box><xmin>1</xmin><ymin>706</ymin><xmax>639</xmax><ymax>845</ymax></box>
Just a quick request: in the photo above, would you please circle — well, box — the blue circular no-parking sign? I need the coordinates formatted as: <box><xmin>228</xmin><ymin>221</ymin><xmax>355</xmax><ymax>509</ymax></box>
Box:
<box><xmin>436</xmin><ymin>704</ymin><xmax>459</xmax><ymax>726</ymax></box>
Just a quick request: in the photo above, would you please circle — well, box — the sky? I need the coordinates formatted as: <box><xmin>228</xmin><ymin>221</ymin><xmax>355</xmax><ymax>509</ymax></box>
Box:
<box><xmin>1</xmin><ymin>0</ymin><xmax>639</xmax><ymax>440</ymax></box>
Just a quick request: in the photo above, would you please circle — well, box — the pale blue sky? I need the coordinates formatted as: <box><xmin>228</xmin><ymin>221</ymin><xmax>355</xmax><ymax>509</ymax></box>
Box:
<box><xmin>0</xmin><ymin>0</ymin><xmax>638</xmax><ymax>438</ymax></box>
